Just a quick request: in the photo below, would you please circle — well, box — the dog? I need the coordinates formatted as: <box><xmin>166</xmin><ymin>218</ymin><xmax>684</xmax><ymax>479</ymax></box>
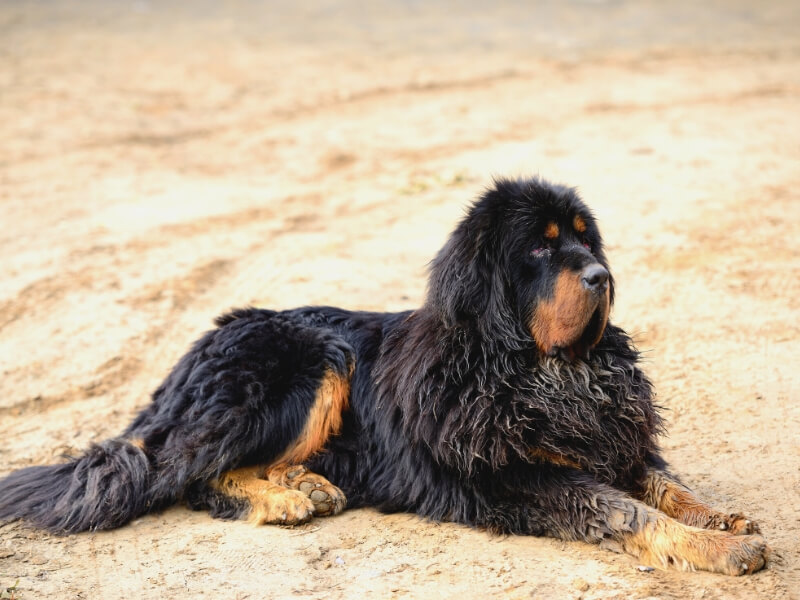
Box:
<box><xmin>0</xmin><ymin>177</ymin><xmax>769</xmax><ymax>575</ymax></box>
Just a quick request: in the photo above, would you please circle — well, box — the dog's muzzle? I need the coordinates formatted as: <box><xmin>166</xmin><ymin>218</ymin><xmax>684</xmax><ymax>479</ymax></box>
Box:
<box><xmin>530</xmin><ymin>263</ymin><xmax>611</xmax><ymax>361</ymax></box>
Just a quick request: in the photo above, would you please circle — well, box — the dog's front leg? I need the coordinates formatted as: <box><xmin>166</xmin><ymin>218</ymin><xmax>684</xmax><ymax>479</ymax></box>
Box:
<box><xmin>480</xmin><ymin>471</ymin><xmax>768</xmax><ymax>575</ymax></box>
<box><xmin>636</xmin><ymin>467</ymin><xmax>759</xmax><ymax>535</ymax></box>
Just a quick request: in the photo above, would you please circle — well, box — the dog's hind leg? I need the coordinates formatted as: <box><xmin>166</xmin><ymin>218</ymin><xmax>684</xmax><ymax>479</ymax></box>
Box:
<box><xmin>187</xmin><ymin>463</ymin><xmax>346</xmax><ymax>525</ymax></box>
<box><xmin>135</xmin><ymin>310</ymin><xmax>353</xmax><ymax>497</ymax></box>
<box><xmin>207</xmin><ymin>466</ymin><xmax>315</xmax><ymax>525</ymax></box>
<box><xmin>0</xmin><ymin>308</ymin><xmax>356</xmax><ymax>533</ymax></box>
<box><xmin>187</xmin><ymin>463</ymin><xmax>345</xmax><ymax>524</ymax></box>
<box><xmin>179</xmin><ymin>329</ymin><xmax>353</xmax><ymax>525</ymax></box>
<box><xmin>252</xmin><ymin>366</ymin><xmax>351</xmax><ymax>518</ymax></box>
<box><xmin>636</xmin><ymin>467</ymin><xmax>759</xmax><ymax>535</ymax></box>
<box><xmin>197</xmin><ymin>361</ymin><xmax>351</xmax><ymax>524</ymax></box>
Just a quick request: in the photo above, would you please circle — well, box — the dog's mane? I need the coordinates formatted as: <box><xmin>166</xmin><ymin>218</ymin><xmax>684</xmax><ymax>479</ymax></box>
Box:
<box><xmin>374</xmin><ymin>181</ymin><xmax>661</xmax><ymax>486</ymax></box>
<box><xmin>376</xmin><ymin>310</ymin><xmax>661</xmax><ymax>484</ymax></box>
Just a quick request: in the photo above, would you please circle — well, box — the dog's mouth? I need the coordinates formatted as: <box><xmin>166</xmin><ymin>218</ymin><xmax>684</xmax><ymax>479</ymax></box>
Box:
<box><xmin>547</xmin><ymin>304</ymin><xmax>608</xmax><ymax>362</ymax></box>
<box><xmin>531</xmin><ymin>272</ymin><xmax>610</xmax><ymax>362</ymax></box>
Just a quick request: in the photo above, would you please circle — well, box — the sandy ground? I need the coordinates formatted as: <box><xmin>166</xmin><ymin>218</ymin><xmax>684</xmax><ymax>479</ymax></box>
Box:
<box><xmin>1</xmin><ymin>1</ymin><xmax>799</xmax><ymax>598</ymax></box>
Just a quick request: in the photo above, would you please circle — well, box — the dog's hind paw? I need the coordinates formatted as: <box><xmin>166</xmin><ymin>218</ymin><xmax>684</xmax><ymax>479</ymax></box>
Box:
<box><xmin>247</xmin><ymin>488</ymin><xmax>315</xmax><ymax>526</ymax></box>
<box><xmin>283</xmin><ymin>466</ymin><xmax>346</xmax><ymax>517</ymax></box>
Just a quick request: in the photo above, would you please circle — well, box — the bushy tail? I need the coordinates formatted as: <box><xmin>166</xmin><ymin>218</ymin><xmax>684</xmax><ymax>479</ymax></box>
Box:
<box><xmin>0</xmin><ymin>439</ymin><xmax>155</xmax><ymax>533</ymax></box>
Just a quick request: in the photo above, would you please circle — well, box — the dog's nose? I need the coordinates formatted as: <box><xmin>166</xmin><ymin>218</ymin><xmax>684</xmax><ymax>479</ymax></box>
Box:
<box><xmin>581</xmin><ymin>264</ymin><xmax>609</xmax><ymax>292</ymax></box>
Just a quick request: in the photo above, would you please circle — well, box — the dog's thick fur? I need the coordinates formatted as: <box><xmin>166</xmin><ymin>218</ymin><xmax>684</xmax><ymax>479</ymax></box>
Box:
<box><xmin>0</xmin><ymin>178</ymin><xmax>769</xmax><ymax>574</ymax></box>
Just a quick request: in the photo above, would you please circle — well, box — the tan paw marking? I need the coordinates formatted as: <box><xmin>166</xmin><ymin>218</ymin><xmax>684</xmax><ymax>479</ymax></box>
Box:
<box><xmin>248</xmin><ymin>488</ymin><xmax>315</xmax><ymax>526</ymax></box>
<box><xmin>624</xmin><ymin>515</ymin><xmax>770</xmax><ymax>576</ymax></box>
<box><xmin>720</xmin><ymin>513</ymin><xmax>760</xmax><ymax>535</ymax></box>
<box><xmin>716</xmin><ymin>534</ymin><xmax>770</xmax><ymax>576</ymax></box>
<box><xmin>212</xmin><ymin>466</ymin><xmax>316</xmax><ymax>526</ymax></box>
<box><xmin>282</xmin><ymin>466</ymin><xmax>346</xmax><ymax>517</ymax></box>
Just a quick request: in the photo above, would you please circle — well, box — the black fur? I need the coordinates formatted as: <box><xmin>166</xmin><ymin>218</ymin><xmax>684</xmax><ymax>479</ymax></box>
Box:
<box><xmin>0</xmin><ymin>440</ymin><xmax>150</xmax><ymax>532</ymax></box>
<box><xmin>0</xmin><ymin>177</ymin><xmax>664</xmax><ymax>545</ymax></box>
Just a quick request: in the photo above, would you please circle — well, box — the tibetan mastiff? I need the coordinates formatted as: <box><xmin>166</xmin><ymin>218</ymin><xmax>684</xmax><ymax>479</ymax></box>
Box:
<box><xmin>0</xmin><ymin>177</ymin><xmax>769</xmax><ymax>574</ymax></box>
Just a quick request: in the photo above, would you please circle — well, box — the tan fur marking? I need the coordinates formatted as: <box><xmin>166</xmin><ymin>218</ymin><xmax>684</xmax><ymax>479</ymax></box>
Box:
<box><xmin>590</xmin><ymin>286</ymin><xmax>611</xmax><ymax>347</ymax></box>
<box><xmin>265</xmin><ymin>464</ymin><xmax>346</xmax><ymax>517</ymax></box>
<box><xmin>211</xmin><ymin>465</ymin><xmax>314</xmax><ymax>525</ymax></box>
<box><xmin>128</xmin><ymin>438</ymin><xmax>146</xmax><ymax>450</ymax></box>
<box><xmin>530</xmin><ymin>271</ymin><xmax>609</xmax><ymax>353</ymax></box>
<box><xmin>639</xmin><ymin>469</ymin><xmax>759</xmax><ymax>534</ymax></box>
<box><xmin>265</xmin><ymin>463</ymin><xmax>305</xmax><ymax>486</ymax></box>
<box><xmin>621</xmin><ymin>512</ymin><xmax>769</xmax><ymax>575</ymax></box>
<box><xmin>573</xmin><ymin>215</ymin><xmax>587</xmax><ymax>233</ymax></box>
<box><xmin>275</xmin><ymin>368</ymin><xmax>351</xmax><ymax>466</ymax></box>
<box><xmin>544</xmin><ymin>222</ymin><xmax>559</xmax><ymax>239</ymax></box>
<box><xmin>529</xmin><ymin>448</ymin><xmax>582</xmax><ymax>470</ymax></box>
<box><xmin>210</xmin><ymin>367</ymin><xmax>352</xmax><ymax>526</ymax></box>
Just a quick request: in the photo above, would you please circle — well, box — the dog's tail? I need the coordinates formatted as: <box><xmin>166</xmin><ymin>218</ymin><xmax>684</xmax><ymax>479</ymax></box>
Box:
<box><xmin>0</xmin><ymin>438</ymin><xmax>157</xmax><ymax>533</ymax></box>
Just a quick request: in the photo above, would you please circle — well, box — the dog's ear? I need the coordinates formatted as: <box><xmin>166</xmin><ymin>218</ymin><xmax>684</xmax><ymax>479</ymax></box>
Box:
<box><xmin>427</xmin><ymin>205</ymin><xmax>509</xmax><ymax>329</ymax></box>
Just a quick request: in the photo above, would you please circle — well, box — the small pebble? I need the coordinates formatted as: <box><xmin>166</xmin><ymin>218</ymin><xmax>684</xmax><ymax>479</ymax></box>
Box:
<box><xmin>636</xmin><ymin>565</ymin><xmax>655</xmax><ymax>573</ymax></box>
<box><xmin>572</xmin><ymin>577</ymin><xmax>590</xmax><ymax>592</ymax></box>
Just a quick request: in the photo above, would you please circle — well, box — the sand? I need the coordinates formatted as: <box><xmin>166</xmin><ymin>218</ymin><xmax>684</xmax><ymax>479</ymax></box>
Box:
<box><xmin>1</xmin><ymin>1</ymin><xmax>798</xmax><ymax>598</ymax></box>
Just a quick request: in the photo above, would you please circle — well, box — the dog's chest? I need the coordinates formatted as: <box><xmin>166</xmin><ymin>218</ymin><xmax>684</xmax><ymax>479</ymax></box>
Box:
<box><xmin>519</xmin><ymin>357</ymin><xmax>659</xmax><ymax>482</ymax></box>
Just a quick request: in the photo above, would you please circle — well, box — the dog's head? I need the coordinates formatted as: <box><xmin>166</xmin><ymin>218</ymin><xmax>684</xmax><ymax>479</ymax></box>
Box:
<box><xmin>427</xmin><ymin>177</ymin><xmax>613</xmax><ymax>361</ymax></box>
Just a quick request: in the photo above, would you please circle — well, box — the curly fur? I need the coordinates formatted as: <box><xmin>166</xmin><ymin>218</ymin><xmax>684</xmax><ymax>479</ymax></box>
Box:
<box><xmin>0</xmin><ymin>176</ymin><xmax>768</xmax><ymax>576</ymax></box>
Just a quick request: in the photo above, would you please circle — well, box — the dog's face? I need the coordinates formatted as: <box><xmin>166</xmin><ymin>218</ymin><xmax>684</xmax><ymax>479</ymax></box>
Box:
<box><xmin>428</xmin><ymin>178</ymin><xmax>613</xmax><ymax>361</ymax></box>
<box><xmin>509</xmin><ymin>193</ymin><xmax>612</xmax><ymax>361</ymax></box>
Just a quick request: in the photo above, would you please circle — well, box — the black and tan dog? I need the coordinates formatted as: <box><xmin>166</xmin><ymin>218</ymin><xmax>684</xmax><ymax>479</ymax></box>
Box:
<box><xmin>0</xmin><ymin>178</ymin><xmax>769</xmax><ymax>575</ymax></box>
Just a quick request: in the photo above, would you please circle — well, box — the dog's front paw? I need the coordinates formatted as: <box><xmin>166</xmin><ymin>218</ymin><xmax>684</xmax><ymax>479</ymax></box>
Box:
<box><xmin>724</xmin><ymin>513</ymin><xmax>760</xmax><ymax>535</ymax></box>
<box><xmin>715</xmin><ymin>534</ymin><xmax>770</xmax><ymax>576</ymax></box>
<box><xmin>627</xmin><ymin>516</ymin><xmax>770</xmax><ymax>576</ymax></box>
<box><xmin>714</xmin><ymin>513</ymin><xmax>760</xmax><ymax>535</ymax></box>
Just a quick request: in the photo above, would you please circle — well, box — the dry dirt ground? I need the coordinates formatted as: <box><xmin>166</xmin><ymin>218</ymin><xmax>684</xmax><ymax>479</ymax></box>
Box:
<box><xmin>1</xmin><ymin>1</ymin><xmax>799</xmax><ymax>599</ymax></box>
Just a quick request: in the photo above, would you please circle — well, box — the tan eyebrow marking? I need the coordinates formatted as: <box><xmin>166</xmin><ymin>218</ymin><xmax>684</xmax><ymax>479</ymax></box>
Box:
<box><xmin>573</xmin><ymin>215</ymin><xmax>587</xmax><ymax>233</ymax></box>
<box><xmin>544</xmin><ymin>222</ymin><xmax>559</xmax><ymax>239</ymax></box>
